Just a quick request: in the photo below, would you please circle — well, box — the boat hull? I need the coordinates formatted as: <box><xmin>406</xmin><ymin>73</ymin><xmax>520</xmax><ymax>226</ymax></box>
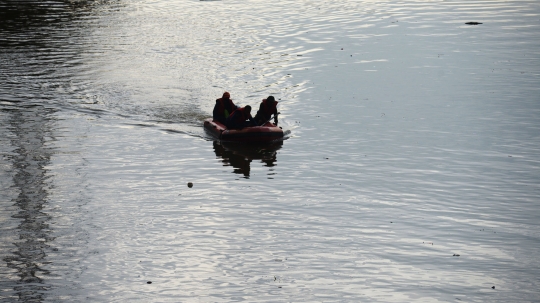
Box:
<box><xmin>203</xmin><ymin>118</ymin><xmax>284</xmax><ymax>142</ymax></box>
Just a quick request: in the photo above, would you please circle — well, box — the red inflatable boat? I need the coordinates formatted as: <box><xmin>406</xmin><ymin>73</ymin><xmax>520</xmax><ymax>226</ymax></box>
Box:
<box><xmin>203</xmin><ymin>118</ymin><xmax>284</xmax><ymax>142</ymax></box>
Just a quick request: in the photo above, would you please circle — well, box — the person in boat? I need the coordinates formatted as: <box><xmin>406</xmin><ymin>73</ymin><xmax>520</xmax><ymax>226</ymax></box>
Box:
<box><xmin>254</xmin><ymin>95</ymin><xmax>278</xmax><ymax>126</ymax></box>
<box><xmin>225</xmin><ymin>105</ymin><xmax>256</xmax><ymax>129</ymax></box>
<box><xmin>213</xmin><ymin>92</ymin><xmax>238</xmax><ymax>124</ymax></box>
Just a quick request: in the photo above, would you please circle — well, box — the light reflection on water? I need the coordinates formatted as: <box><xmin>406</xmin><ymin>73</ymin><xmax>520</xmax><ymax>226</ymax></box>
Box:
<box><xmin>0</xmin><ymin>106</ymin><xmax>55</xmax><ymax>301</ymax></box>
<box><xmin>1</xmin><ymin>0</ymin><xmax>540</xmax><ymax>301</ymax></box>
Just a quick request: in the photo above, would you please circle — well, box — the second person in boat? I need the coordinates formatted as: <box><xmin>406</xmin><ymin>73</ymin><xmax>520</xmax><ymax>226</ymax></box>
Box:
<box><xmin>254</xmin><ymin>95</ymin><xmax>278</xmax><ymax>126</ymax></box>
<box><xmin>225</xmin><ymin>105</ymin><xmax>256</xmax><ymax>130</ymax></box>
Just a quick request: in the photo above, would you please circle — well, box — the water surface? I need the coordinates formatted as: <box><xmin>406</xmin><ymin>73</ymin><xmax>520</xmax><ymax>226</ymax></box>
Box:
<box><xmin>1</xmin><ymin>0</ymin><xmax>539</xmax><ymax>302</ymax></box>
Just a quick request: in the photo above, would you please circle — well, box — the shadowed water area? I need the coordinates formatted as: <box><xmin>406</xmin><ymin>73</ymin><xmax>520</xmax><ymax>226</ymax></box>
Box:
<box><xmin>1</xmin><ymin>0</ymin><xmax>539</xmax><ymax>302</ymax></box>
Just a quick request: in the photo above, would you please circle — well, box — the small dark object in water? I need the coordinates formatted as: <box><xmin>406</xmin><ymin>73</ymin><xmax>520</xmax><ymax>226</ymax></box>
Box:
<box><xmin>492</xmin><ymin>286</ymin><xmax>495</xmax><ymax>289</ymax></box>
<box><xmin>465</xmin><ymin>22</ymin><xmax>483</xmax><ymax>25</ymax></box>
<box><xmin>188</xmin><ymin>182</ymin><xmax>193</xmax><ymax>188</ymax></box>
<box><xmin>453</xmin><ymin>254</ymin><xmax>460</xmax><ymax>256</ymax></box>
<box><xmin>147</xmin><ymin>281</ymin><xmax>152</xmax><ymax>284</ymax></box>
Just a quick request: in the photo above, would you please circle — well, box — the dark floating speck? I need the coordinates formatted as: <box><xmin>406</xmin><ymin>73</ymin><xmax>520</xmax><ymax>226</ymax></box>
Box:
<box><xmin>188</xmin><ymin>182</ymin><xmax>193</xmax><ymax>188</ymax></box>
<box><xmin>147</xmin><ymin>281</ymin><xmax>152</xmax><ymax>284</ymax></box>
<box><xmin>453</xmin><ymin>254</ymin><xmax>460</xmax><ymax>257</ymax></box>
<box><xmin>465</xmin><ymin>22</ymin><xmax>483</xmax><ymax>25</ymax></box>
<box><xmin>492</xmin><ymin>286</ymin><xmax>495</xmax><ymax>289</ymax></box>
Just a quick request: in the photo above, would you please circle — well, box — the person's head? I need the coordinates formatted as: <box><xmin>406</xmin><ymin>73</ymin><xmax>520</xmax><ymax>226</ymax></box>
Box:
<box><xmin>267</xmin><ymin>96</ymin><xmax>275</xmax><ymax>102</ymax></box>
<box><xmin>223</xmin><ymin>92</ymin><xmax>230</xmax><ymax>99</ymax></box>
<box><xmin>245</xmin><ymin>105</ymin><xmax>252</xmax><ymax>113</ymax></box>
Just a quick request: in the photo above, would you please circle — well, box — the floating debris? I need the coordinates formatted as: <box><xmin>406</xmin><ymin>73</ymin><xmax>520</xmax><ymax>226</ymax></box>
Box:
<box><xmin>453</xmin><ymin>254</ymin><xmax>460</xmax><ymax>257</ymax></box>
<box><xmin>147</xmin><ymin>281</ymin><xmax>152</xmax><ymax>284</ymax></box>
<box><xmin>492</xmin><ymin>286</ymin><xmax>495</xmax><ymax>289</ymax></box>
<box><xmin>188</xmin><ymin>182</ymin><xmax>193</xmax><ymax>188</ymax></box>
<box><xmin>465</xmin><ymin>22</ymin><xmax>483</xmax><ymax>25</ymax></box>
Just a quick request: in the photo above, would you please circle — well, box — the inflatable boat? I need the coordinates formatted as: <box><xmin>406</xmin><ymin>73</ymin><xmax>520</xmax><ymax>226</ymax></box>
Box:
<box><xmin>203</xmin><ymin>118</ymin><xmax>284</xmax><ymax>142</ymax></box>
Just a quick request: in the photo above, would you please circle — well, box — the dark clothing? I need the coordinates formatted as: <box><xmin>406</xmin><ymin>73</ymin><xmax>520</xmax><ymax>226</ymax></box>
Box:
<box><xmin>254</xmin><ymin>99</ymin><xmax>278</xmax><ymax>125</ymax></box>
<box><xmin>226</xmin><ymin>107</ymin><xmax>256</xmax><ymax>129</ymax></box>
<box><xmin>213</xmin><ymin>98</ymin><xmax>237</xmax><ymax>124</ymax></box>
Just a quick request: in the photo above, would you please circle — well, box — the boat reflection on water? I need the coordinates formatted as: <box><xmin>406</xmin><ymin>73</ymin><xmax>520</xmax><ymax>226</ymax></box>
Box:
<box><xmin>212</xmin><ymin>140</ymin><xmax>283</xmax><ymax>178</ymax></box>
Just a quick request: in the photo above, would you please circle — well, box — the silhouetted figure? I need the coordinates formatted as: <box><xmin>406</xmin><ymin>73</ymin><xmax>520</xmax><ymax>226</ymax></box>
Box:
<box><xmin>225</xmin><ymin>105</ymin><xmax>256</xmax><ymax>129</ymax></box>
<box><xmin>254</xmin><ymin>95</ymin><xmax>278</xmax><ymax>126</ymax></box>
<box><xmin>213</xmin><ymin>92</ymin><xmax>238</xmax><ymax>124</ymax></box>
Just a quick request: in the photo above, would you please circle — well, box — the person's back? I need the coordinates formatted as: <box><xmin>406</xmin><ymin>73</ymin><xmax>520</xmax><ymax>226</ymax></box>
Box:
<box><xmin>254</xmin><ymin>95</ymin><xmax>278</xmax><ymax>125</ymax></box>
<box><xmin>213</xmin><ymin>92</ymin><xmax>237</xmax><ymax>124</ymax></box>
<box><xmin>226</xmin><ymin>105</ymin><xmax>256</xmax><ymax>129</ymax></box>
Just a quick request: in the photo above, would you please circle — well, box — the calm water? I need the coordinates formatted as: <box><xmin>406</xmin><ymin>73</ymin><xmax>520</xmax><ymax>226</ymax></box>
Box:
<box><xmin>1</xmin><ymin>0</ymin><xmax>540</xmax><ymax>302</ymax></box>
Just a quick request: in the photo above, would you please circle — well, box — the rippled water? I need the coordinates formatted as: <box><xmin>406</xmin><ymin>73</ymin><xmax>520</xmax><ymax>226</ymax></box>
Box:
<box><xmin>1</xmin><ymin>0</ymin><xmax>539</xmax><ymax>302</ymax></box>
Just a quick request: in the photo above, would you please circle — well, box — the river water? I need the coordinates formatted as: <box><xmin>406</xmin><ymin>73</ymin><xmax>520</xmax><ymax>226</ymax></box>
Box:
<box><xmin>1</xmin><ymin>0</ymin><xmax>539</xmax><ymax>302</ymax></box>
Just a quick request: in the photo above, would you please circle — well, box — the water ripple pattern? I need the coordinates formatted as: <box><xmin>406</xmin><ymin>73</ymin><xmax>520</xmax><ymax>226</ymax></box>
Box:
<box><xmin>1</xmin><ymin>0</ymin><xmax>539</xmax><ymax>302</ymax></box>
